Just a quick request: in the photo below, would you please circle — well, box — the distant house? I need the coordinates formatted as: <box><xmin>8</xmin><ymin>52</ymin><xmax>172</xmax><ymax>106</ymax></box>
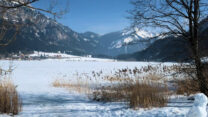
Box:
<box><xmin>56</xmin><ymin>55</ymin><xmax>62</xmax><ymax>59</ymax></box>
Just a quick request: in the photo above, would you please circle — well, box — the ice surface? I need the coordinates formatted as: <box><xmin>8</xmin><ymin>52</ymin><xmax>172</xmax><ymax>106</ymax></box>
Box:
<box><xmin>0</xmin><ymin>60</ymin><xmax>197</xmax><ymax>117</ymax></box>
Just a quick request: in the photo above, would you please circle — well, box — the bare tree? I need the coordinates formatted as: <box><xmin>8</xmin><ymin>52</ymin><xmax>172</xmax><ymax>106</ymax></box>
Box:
<box><xmin>0</xmin><ymin>0</ymin><xmax>69</xmax><ymax>17</ymax></box>
<box><xmin>0</xmin><ymin>0</ymin><xmax>69</xmax><ymax>46</ymax></box>
<box><xmin>129</xmin><ymin>0</ymin><xmax>208</xmax><ymax>94</ymax></box>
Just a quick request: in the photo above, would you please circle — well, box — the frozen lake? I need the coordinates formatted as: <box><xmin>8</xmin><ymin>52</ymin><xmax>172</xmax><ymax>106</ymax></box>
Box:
<box><xmin>0</xmin><ymin>59</ymin><xmax>190</xmax><ymax>117</ymax></box>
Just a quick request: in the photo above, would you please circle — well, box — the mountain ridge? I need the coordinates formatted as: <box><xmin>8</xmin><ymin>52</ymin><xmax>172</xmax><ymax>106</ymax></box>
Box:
<box><xmin>0</xmin><ymin>4</ymin><xmax>150</xmax><ymax>57</ymax></box>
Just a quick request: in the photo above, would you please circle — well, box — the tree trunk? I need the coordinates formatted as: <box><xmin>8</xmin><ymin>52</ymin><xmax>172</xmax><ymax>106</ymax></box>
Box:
<box><xmin>194</xmin><ymin>49</ymin><xmax>207</xmax><ymax>94</ymax></box>
<box><xmin>193</xmin><ymin>0</ymin><xmax>208</xmax><ymax>95</ymax></box>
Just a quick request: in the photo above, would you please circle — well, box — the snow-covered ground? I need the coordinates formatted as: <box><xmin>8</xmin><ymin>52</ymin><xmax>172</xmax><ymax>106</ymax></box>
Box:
<box><xmin>0</xmin><ymin>59</ymin><xmax>199</xmax><ymax>117</ymax></box>
<box><xmin>28</xmin><ymin>51</ymin><xmax>116</xmax><ymax>62</ymax></box>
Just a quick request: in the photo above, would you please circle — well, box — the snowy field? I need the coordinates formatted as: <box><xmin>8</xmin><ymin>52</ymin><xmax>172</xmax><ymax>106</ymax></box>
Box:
<box><xmin>0</xmin><ymin>59</ymin><xmax>199</xmax><ymax>117</ymax></box>
<box><xmin>28</xmin><ymin>51</ymin><xmax>117</xmax><ymax>62</ymax></box>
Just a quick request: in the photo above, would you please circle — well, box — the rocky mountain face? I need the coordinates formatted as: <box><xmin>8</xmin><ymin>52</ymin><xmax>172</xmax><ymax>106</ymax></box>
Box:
<box><xmin>118</xmin><ymin>19</ymin><xmax>208</xmax><ymax>62</ymax></box>
<box><xmin>117</xmin><ymin>37</ymin><xmax>191</xmax><ymax>62</ymax></box>
<box><xmin>0</xmin><ymin>2</ymin><xmax>152</xmax><ymax>57</ymax></box>
<box><xmin>2</xmin><ymin>1</ymin><xmax>207</xmax><ymax>61</ymax></box>
<box><xmin>0</xmin><ymin>3</ymin><xmax>100</xmax><ymax>55</ymax></box>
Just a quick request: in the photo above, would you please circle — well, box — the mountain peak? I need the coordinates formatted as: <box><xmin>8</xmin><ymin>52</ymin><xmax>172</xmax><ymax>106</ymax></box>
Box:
<box><xmin>81</xmin><ymin>32</ymin><xmax>100</xmax><ymax>39</ymax></box>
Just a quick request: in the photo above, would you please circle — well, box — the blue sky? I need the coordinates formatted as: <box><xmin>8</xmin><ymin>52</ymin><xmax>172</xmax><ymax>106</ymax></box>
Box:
<box><xmin>33</xmin><ymin>0</ymin><xmax>132</xmax><ymax>35</ymax></box>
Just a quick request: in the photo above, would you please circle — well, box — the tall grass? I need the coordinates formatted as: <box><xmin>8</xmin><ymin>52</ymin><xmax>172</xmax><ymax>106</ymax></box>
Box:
<box><xmin>175</xmin><ymin>78</ymin><xmax>200</xmax><ymax>95</ymax></box>
<box><xmin>91</xmin><ymin>79</ymin><xmax>169</xmax><ymax>109</ymax></box>
<box><xmin>52</xmin><ymin>78</ymin><xmax>91</xmax><ymax>94</ymax></box>
<box><xmin>175</xmin><ymin>63</ymin><xmax>208</xmax><ymax>96</ymax></box>
<box><xmin>129</xmin><ymin>80</ymin><xmax>169</xmax><ymax>108</ymax></box>
<box><xmin>52</xmin><ymin>65</ymin><xmax>177</xmax><ymax>109</ymax></box>
<box><xmin>0</xmin><ymin>79</ymin><xmax>22</xmax><ymax>115</ymax></box>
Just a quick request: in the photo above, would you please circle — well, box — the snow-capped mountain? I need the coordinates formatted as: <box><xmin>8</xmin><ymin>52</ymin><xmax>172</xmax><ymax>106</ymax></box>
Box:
<box><xmin>118</xmin><ymin>18</ymin><xmax>208</xmax><ymax>62</ymax></box>
<box><xmin>94</xmin><ymin>29</ymin><xmax>156</xmax><ymax>56</ymax></box>
<box><xmin>0</xmin><ymin>1</ymin><xmax>155</xmax><ymax>57</ymax></box>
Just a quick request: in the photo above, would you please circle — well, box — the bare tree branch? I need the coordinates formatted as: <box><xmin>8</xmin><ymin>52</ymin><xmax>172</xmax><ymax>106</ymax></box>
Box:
<box><xmin>129</xmin><ymin>0</ymin><xmax>208</xmax><ymax>95</ymax></box>
<box><xmin>0</xmin><ymin>0</ymin><xmax>69</xmax><ymax>47</ymax></box>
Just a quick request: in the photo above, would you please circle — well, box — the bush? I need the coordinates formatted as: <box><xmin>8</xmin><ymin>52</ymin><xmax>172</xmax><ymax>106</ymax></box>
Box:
<box><xmin>91</xmin><ymin>79</ymin><xmax>169</xmax><ymax>109</ymax></box>
<box><xmin>175</xmin><ymin>78</ymin><xmax>200</xmax><ymax>95</ymax></box>
<box><xmin>175</xmin><ymin>63</ymin><xmax>208</xmax><ymax>96</ymax></box>
<box><xmin>0</xmin><ymin>79</ymin><xmax>22</xmax><ymax>115</ymax></box>
<box><xmin>129</xmin><ymin>81</ymin><xmax>169</xmax><ymax>108</ymax></box>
